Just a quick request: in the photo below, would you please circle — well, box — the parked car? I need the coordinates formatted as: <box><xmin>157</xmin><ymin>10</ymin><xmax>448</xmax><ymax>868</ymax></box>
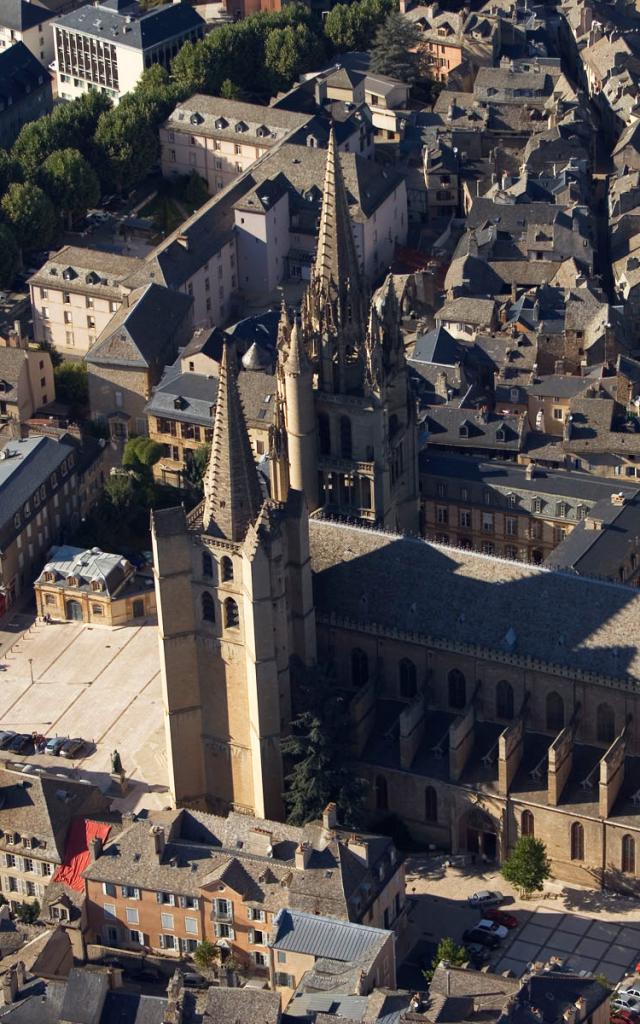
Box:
<box><xmin>619</xmin><ymin>991</ymin><xmax>640</xmax><ymax>1002</ymax></box>
<box><xmin>462</xmin><ymin>928</ymin><xmax>501</xmax><ymax>949</ymax></box>
<box><xmin>467</xmin><ymin>891</ymin><xmax>504</xmax><ymax>908</ymax></box>
<box><xmin>88</xmin><ymin>210</ymin><xmax>111</xmax><ymax>223</ymax></box>
<box><xmin>465</xmin><ymin>943</ymin><xmax>490</xmax><ymax>964</ymax></box>
<box><xmin>60</xmin><ymin>738</ymin><xmax>86</xmax><ymax>759</ymax></box>
<box><xmin>7</xmin><ymin>733</ymin><xmax>33</xmax><ymax>753</ymax></box>
<box><xmin>611</xmin><ymin>1010</ymin><xmax>640</xmax><ymax>1024</ymax></box>
<box><xmin>613</xmin><ymin>997</ymin><xmax>640</xmax><ymax>1014</ymax></box>
<box><xmin>476</xmin><ymin>919</ymin><xmax>509</xmax><ymax>940</ymax></box>
<box><xmin>485</xmin><ymin>908</ymin><xmax>518</xmax><ymax>929</ymax></box>
<box><xmin>0</xmin><ymin>731</ymin><xmax>16</xmax><ymax>749</ymax></box>
<box><xmin>45</xmin><ymin>736</ymin><xmax>67</xmax><ymax>756</ymax></box>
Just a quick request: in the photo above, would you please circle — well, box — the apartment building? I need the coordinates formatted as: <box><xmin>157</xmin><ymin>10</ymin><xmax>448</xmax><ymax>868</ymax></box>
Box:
<box><xmin>29</xmin><ymin>247</ymin><xmax>142</xmax><ymax>359</ymax></box>
<box><xmin>161</xmin><ymin>95</ymin><xmax>312</xmax><ymax>195</ymax></box>
<box><xmin>0</xmin><ymin>764</ymin><xmax>112</xmax><ymax>911</ymax></box>
<box><xmin>0</xmin><ymin>338</ymin><xmax>54</xmax><ymax>423</ymax></box>
<box><xmin>0</xmin><ymin>42</ymin><xmax>52</xmax><ymax>149</ymax></box>
<box><xmin>0</xmin><ymin>435</ymin><xmax>82</xmax><ymax>612</ymax></box>
<box><xmin>420</xmin><ymin>450</ymin><xmax>637</xmax><ymax>564</ymax></box>
<box><xmin>0</xmin><ymin>0</ymin><xmax>55</xmax><ymax>65</ymax></box>
<box><xmin>54</xmin><ymin>0</ymin><xmax>204</xmax><ymax>102</ymax></box>
<box><xmin>83</xmin><ymin>804</ymin><xmax>406</xmax><ymax>968</ymax></box>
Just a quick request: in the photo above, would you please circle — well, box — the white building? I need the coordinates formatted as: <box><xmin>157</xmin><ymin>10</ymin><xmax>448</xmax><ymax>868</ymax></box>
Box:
<box><xmin>54</xmin><ymin>0</ymin><xmax>204</xmax><ymax>102</ymax></box>
<box><xmin>0</xmin><ymin>0</ymin><xmax>55</xmax><ymax>66</ymax></box>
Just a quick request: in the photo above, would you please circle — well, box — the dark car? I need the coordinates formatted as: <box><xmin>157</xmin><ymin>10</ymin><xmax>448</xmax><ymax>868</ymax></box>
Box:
<box><xmin>462</xmin><ymin>928</ymin><xmax>501</xmax><ymax>949</ymax></box>
<box><xmin>7</xmin><ymin>733</ymin><xmax>33</xmax><ymax>753</ymax></box>
<box><xmin>45</xmin><ymin>736</ymin><xmax>67</xmax><ymax>756</ymax></box>
<box><xmin>485</xmin><ymin>908</ymin><xmax>518</xmax><ymax>929</ymax></box>
<box><xmin>0</xmin><ymin>731</ymin><xmax>17</xmax><ymax>749</ymax></box>
<box><xmin>60</xmin><ymin>738</ymin><xmax>86</xmax><ymax>759</ymax></box>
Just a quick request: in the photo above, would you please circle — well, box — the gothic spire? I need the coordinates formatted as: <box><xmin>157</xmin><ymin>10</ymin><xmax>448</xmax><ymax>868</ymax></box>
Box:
<box><xmin>312</xmin><ymin>127</ymin><xmax>363</xmax><ymax>304</ymax></box>
<box><xmin>203</xmin><ymin>340</ymin><xmax>263</xmax><ymax>542</ymax></box>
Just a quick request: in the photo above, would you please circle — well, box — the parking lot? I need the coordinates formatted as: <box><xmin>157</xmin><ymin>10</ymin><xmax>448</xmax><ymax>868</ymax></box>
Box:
<box><xmin>0</xmin><ymin>617</ymin><xmax>168</xmax><ymax>812</ymax></box>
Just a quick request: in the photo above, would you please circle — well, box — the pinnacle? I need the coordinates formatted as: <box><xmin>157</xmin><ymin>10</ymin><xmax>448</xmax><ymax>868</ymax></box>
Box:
<box><xmin>312</xmin><ymin>127</ymin><xmax>363</xmax><ymax>301</ymax></box>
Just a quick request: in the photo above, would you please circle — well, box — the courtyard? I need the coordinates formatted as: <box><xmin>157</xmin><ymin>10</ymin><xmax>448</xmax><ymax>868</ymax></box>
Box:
<box><xmin>0</xmin><ymin>616</ymin><xmax>168</xmax><ymax>812</ymax></box>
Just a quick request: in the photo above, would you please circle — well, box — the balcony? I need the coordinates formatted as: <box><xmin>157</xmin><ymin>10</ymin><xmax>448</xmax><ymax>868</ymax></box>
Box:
<box><xmin>318</xmin><ymin>456</ymin><xmax>375</xmax><ymax>474</ymax></box>
<box><xmin>211</xmin><ymin>904</ymin><xmax>233</xmax><ymax>922</ymax></box>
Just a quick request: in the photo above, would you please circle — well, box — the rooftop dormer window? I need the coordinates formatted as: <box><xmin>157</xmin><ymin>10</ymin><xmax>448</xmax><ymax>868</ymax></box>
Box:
<box><xmin>234</xmin><ymin>121</ymin><xmax>248</xmax><ymax>133</ymax></box>
<box><xmin>214</xmin><ymin>117</ymin><xmax>228</xmax><ymax>129</ymax></box>
<box><xmin>62</xmin><ymin>267</ymin><xmax>77</xmax><ymax>281</ymax></box>
<box><xmin>190</xmin><ymin>112</ymin><xmax>204</xmax><ymax>125</ymax></box>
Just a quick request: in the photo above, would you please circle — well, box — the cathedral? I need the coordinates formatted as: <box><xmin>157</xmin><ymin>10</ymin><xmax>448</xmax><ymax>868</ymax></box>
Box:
<box><xmin>152</xmin><ymin>132</ymin><xmax>640</xmax><ymax>892</ymax></box>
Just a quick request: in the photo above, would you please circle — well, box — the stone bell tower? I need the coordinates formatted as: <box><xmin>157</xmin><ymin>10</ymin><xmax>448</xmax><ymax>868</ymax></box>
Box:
<box><xmin>152</xmin><ymin>340</ymin><xmax>315</xmax><ymax>819</ymax></box>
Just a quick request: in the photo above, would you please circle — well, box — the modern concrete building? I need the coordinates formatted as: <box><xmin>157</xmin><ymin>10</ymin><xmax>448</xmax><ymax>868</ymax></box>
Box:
<box><xmin>53</xmin><ymin>0</ymin><xmax>204</xmax><ymax>102</ymax></box>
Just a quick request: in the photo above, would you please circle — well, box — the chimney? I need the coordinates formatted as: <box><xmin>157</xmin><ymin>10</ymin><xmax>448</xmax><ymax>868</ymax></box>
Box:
<box><xmin>163</xmin><ymin>971</ymin><xmax>184</xmax><ymax>1024</ymax></box>
<box><xmin>323</xmin><ymin>802</ymin><xmax>337</xmax><ymax>830</ymax></box>
<box><xmin>14</xmin><ymin>964</ymin><xmax>25</xmax><ymax>991</ymax></box>
<box><xmin>150</xmin><ymin>825</ymin><xmax>165</xmax><ymax>862</ymax></box>
<box><xmin>247</xmin><ymin>828</ymin><xmax>273</xmax><ymax>857</ymax></box>
<box><xmin>177</xmin><ymin>234</ymin><xmax>189</xmax><ymax>250</ymax></box>
<box><xmin>346</xmin><ymin>834</ymin><xmax>370</xmax><ymax>866</ymax></box>
<box><xmin>294</xmin><ymin>843</ymin><xmax>312</xmax><ymax>870</ymax></box>
<box><xmin>89</xmin><ymin>836</ymin><xmax>103</xmax><ymax>862</ymax></box>
<box><xmin>611</xmin><ymin>491</ymin><xmax>626</xmax><ymax>506</ymax></box>
<box><xmin>525</xmin><ymin>462</ymin><xmax>536</xmax><ymax>480</ymax></box>
<box><xmin>1</xmin><ymin>966</ymin><xmax>19</xmax><ymax>1005</ymax></box>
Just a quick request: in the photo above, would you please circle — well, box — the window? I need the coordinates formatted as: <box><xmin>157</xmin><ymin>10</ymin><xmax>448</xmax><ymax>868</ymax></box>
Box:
<box><xmin>533</xmin><ymin>497</ymin><xmax>543</xmax><ymax>514</ymax></box>
<box><xmin>185</xmin><ymin>917</ymin><xmax>198</xmax><ymax>934</ymax></box>
<box><xmin>570</xmin><ymin>821</ymin><xmax>584</xmax><ymax>861</ymax></box>
<box><xmin>375</xmin><ymin>775</ymin><xmax>388</xmax><ymax>811</ymax></box>
<box><xmin>122</xmin><ymin>886</ymin><xmax>140</xmax><ymax>900</ymax></box>
<box><xmin>160</xmin><ymin>912</ymin><xmax>174</xmax><ymax>930</ymax></box>
<box><xmin>63</xmin><ymin>292</ymin><xmax>70</xmax><ymax>304</ymax></box>
<box><xmin>521</xmin><ymin>810</ymin><xmax>534</xmax><ymax>837</ymax></box>
<box><xmin>254</xmin><ymin>951</ymin><xmax>267</xmax><ymax>966</ymax></box>
<box><xmin>425</xmin><ymin>785</ymin><xmax>437</xmax><ymax>822</ymax></box>
<box><xmin>277</xmin><ymin>952</ymin><xmax>287</xmax><ymax>963</ymax></box>
<box><xmin>103</xmin><ymin>882</ymin><xmax>116</xmax><ymax>897</ymax></box>
<box><xmin>23</xmin><ymin>858</ymin><xmax>33</xmax><ymax>872</ymax></box>
<box><xmin>215</xmin><ymin>898</ymin><xmax>231</xmax><ymax>917</ymax></box>
<box><xmin>129</xmin><ymin>930</ymin><xmax>144</xmax><ymax>945</ymax></box>
<box><xmin>399</xmin><ymin>658</ymin><xmax>417</xmax><ymax>699</ymax></box>
<box><xmin>221</xmin><ymin>556</ymin><xmax>233</xmax><ymax>582</ymax></box>
<box><xmin>459</xmin><ymin>509</ymin><xmax>471</xmax><ymax>528</ymax></box>
<box><xmin>506</xmin><ymin>517</ymin><xmax>517</xmax><ymax>537</ymax></box>
<box><xmin>460</xmin><ymin>487</ymin><xmax>469</xmax><ymax>501</ymax></box>
<box><xmin>436</xmin><ymin>506</ymin><xmax>448</xmax><ymax>525</ymax></box>
<box><xmin>546</xmin><ymin>691</ymin><xmax>564</xmax><ymax>731</ymax></box>
<box><xmin>202</xmin><ymin>552</ymin><xmax>213</xmax><ymax>577</ymax></box>
<box><xmin>224</xmin><ymin>597</ymin><xmax>239</xmax><ymax>628</ymax></box>
<box><xmin>351</xmin><ymin>647</ymin><xmax>369</xmax><ymax>688</ymax></box>
<box><xmin>448</xmin><ymin>669</ymin><xmax>466</xmax><ymax>709</ymax></box>
<box><xmin>340</xmin><ymin>416</ymin><xmax>352</xmax><ymax>459</ymax></box>
<box><xmin>496</xmin><ymin>680</ymin><xmax>514</xmax><ymax>719</ymax></box>
<box><xmin>318</xmin><ymin>413</ymin><xmax>331</xmax><ymax>455</ymax></box>
<box><xmin>481</xmin><ymin>541</ymin><xmax>495</xmax><ymax>555</ymax></box>
<box><xmin>436</xmin><ymin>482</ymin><xmax>446</xmax><ymax>498</ymax></box>
<box><xmin>553</xmin><ymin>408</ymin><xmax>563</xmax><ymax>420</ymax></box>
<box><xmin>622</xmin><ymin>834</ymin><xmax>635</xmax><ymax>874</ymax></box>
<box><xmin>201</xmin><ymin>590</ymin><xmax>215</xmax><ymax>623</ymax></box>
<box><xmin>5</xmin><ymin>854</ymin><xmax>15</xmax><ymax>867</ymax></box>
<box><xmin>482</xmin><ymin>512</ymin><xmax>494</xmax><ymax>533</ymax></box>
<box><xmin>126</xmin><ymin>908</ymin><xmax>139</xmax><ymax>924</ymax></box>
<box><xmin>596</xmin><ymin>703</ymin><xmax>615</xmax><ymax>744</ymax></box>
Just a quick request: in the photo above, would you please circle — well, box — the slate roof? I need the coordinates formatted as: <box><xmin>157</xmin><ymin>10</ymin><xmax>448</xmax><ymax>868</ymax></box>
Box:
<box><xmin>0</xmin><ymin>43</ymin><xmax>49</xmax><ymax>107</ymax></box>
<box><xmin>0</xmin><ymin>436</ymin><xmax>73</xmax><ymax>529</ymax></box>
<box><xmin>0</xmin><ymin>0</ymin><xmax>53</xmax><ymax>31</ymax></box>
<box><xmin>527</xmin><ymin>375</ymin><xmax>590</xmax><ymax>399</ymax></box>
<box><xmin>35</xmin><ymin>545</ymin><xmax>132</xmax><ymax>595</ymax></box>
<box><xmin>430</xmin><ymin>963</ymin><xmax>518</xmax><ymax>1011</ymax></box>
<box><xmin>165</xmin><ymin>93</ymin><xmax>311</xmax><ymax>144</ymax></box>
<box><xmin>309</xmin><ymin>518</ymin><xmax>640</xmax><ymax>684</ymax></box>
<box><xmin>55</xmin><ymin>0</ymin><xmax>204</xmax><ymax>52</ymax></box>
<box><xmin>59</xmin><ymin>969</ymin><xmax>109</xmax><ymax>1024</ymax></box>
<box><xmin>272</xmin><ymin>908</ymin><xmax>391</xmax><ymax>964</ymax></box>
<box><xmin>28</xmin><ymin>246</ymin><xmax>141</xmax><ymax>300</ymax></box>
<box><xmin>545</xmin><ymin>491</ymin><xmax>640</xmax><ymax>578</ymax></box>
<box><xmin>86</xmin><ymin>283</ymin><xmax>192</xmax><ymax>370</ymax></box>
<box><xmin>202</xmin><ymin>986</ymin><xmax>281</xmax><ymax>1024</ymax></box>
<box><xmin>0</xmin><ymin>348</ymin><xmax>27</xmax><ymax>403</ymax></box>
<box><xmin>509</xmin><ymin>971</ymin><xmax>609</xmax><ymax>1024</ymax></box>
<box><xmin>146</xmin><ymin>363</ymin><xmax>275</xmax><ymax>429</ymax></box>
<box><xmin>410</xmin><ymin>327</ymin><xmax>461</xmax><ymax>367</ymax></box>
<box><xmin>437</xmin><ymin>297</ymin><xmax>496</xmax><ymax>325</ymax></box>
<box><xmin>423</xmin><ymin>407</ymin><xmax>527</xmax><ymax>452</ymax></box>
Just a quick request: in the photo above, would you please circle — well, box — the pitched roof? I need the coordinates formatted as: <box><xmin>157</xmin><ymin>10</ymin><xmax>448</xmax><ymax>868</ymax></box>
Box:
<box><xmin>0</xmin><ymin>42</ymin><xmax>49</xmax><ymax>106</ymax></box>
<box><xmin>0</xmin><ymin>0</ymin><xmax>53</xmax><ymax>31</ymax></box>
<box><xmin>55</xmin><ymin>0</ymin><xmax>204</xmax><ymax>52</ymax></box>
<box><xmin>203</xmin><ymin>987</ymin><xmax>281</xmax><ymax>1024</ymax></box>
<box><xmin>86</xmin><ymin>283</ymin><xmax>192</xmax><ymax>370</ymax></box>
<box><xmin>165</xmin><ymin>93</ymin><xmax>311</xmax><ymax>142</ymax></box>
<box><xmin>0</xmin><ymin>435</ymin><xmax>73</xmax><ymax>530</ymax></box>
<box><xmin>272</xmin><ymin>908</ymin><xmax>390</xmax><ymax>963</ymax></box>
<box><xmin>202</xmin><ymin>340</ymin><xmax>263</xmax><ymax>541</ymax></box>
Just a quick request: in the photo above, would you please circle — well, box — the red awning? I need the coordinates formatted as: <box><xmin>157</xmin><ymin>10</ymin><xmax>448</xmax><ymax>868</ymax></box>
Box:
<box><xmin>53</xmin><ymin>819</ymin><xmax>111</xmax><ymax>892</ymax></box>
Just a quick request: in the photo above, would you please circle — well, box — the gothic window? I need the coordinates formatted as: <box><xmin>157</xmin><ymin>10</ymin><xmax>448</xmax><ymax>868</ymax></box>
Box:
<box><xmin>448</xmin><ymin>669</ymin><xmax>466</xmax><ymax>709</ymax></box>
<box><xmin>425</xmin><ymin>785</ymin><xmax>437</xmax><ymax>822</ymax></box>
<box><xmin>375</xmin><ymin>775</ymin><xmax>388</xmax><ymax>811</ymax></box>
<box><xmin>521</xmin><ymin>809</ymin><xmax>534</xmax><ymax>837</ymax></box>
<box><xmin>622</xmin><ymin>834</ymin><xmax>635</xmax><ymax>874</ymax></box>
<box><xmin>546</xmin><ymin>691</ymin><xmax>564</xmax><ymax>732</ymax></box>
<box><xmin>351</xmin><ymin>648</ymin><xmax>369</xmax><ymax>688</ymax></box>
<box><xmin>221</xmin><ymin>556</ymin><xmax>234</xmax><ymax>582</ymax></box>
<box><xmin>570</xmin><ymin>821</ymin><xmax>584</xmax><ymax>861</ymax></box>
<box><xmin>224</xmin><ymin>597</ymin><xmax>239</xmax><ymax>628</ymax></box>
<box><xmin>202</xmin><ymin>552</ymin><xmax>213</xmax><ymax>578</ymax></box>
<box><xmin>201</xmin><ymin>591</ymin><xmax>215</xmax><ymax>623</ymax></box>
<box><xmin>339</xmin><ymin>416</ymin><xmax>352</xmax><ymax>459</ymax></box>
<box><xmin>596</xmin><ymin>703</ymin><xmax>615</xmax><ymax>745</ymax></box>
<box><xmin>318</xmin><ymin>413</ymin><xmax>331</xmax><ymax>456</ymax></box>
<box><xmin>496</xmin><ymin>680</ymin><xmax>514</xmax><ymax>720</ymax></box>
<box><xmin>399</xmin><ymin>658</ymin><xmax>417</xmax><ymax>699</ymax></box>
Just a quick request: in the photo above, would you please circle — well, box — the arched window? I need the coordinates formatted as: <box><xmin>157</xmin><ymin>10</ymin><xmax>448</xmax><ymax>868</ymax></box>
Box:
<box><xmin>340</xmin><ymin>416</ymin><xmax>352</xmax><ymax>459</ymax></box>
<box><xmin>622</xmin><ymin>834</ymin><xmax>635</xmax><ymax>874</ymax></box>
<box><xmin>596</xmin><ymin>703</ymin><xmax>615</xmax><ymax>745</ymax></box>
<box><xmin>375</xmin><ymin>775</ymin><xmax>388</xmax><ymax>811</ymax></box>
<box><xmin>318</xmin><ymin>413</ymin><xmax>331</xmax><ymax>456</ymax></box>
<box><xmin>521</xmin><ymin>809</ymin><xmax>534</xmax><ymax>837</ymax></box>
<box><xmin>224</xmin><ymin>597</ymin><xmax>239</xmax><ymax>628</ymax></box>
<box><xmin>448</xmin><ymin>669</ymin><xmax>466</xmax><ymax>709</ymax></box>
<box><xmin>399</xmin><ymin>658</ymin><xmax>417</xmax><ymax>699</ymax></box>
<box><xmin>201</xmin><ymin>590</ymin><xmax>215</xmax><ymax>623</ymax></box>
<box><xmin>351</xmin><ymin>648</ymin><xmax>369</xmax><ymax>688</ymax></box>
<box><xmin>496</xmin><ymin>680</ymin><xmax>514</xmax><ymax>719</ymax></box>
<box><xmin>221</xmin><ymin>556</ymin><xmax>234</xmax><ymax>582</ymax></box>
<box><xmin>570</xmin><ymin>821</ymin><xmax>584</xmax><ymax>861</ymax></box>
<box><xmin>425</xmin><ymin>786</ymin><xmax>437</xmax><ymax>822</ymax></box>
<box><xmin>202</xmin><ymin>551</ymin><xmax>213</xmax><ymax>578</ymax></box>
<box><xmin>546</xmin><ymin>691</ymin><xmax>564</xmax><ymax>732</ymax></box>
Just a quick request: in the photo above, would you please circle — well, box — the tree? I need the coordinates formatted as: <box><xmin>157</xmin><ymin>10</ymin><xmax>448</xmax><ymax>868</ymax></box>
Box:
<box><xmin>283</xmin><ymin>661</ymin><xmax>366</xmax><ymax>826</ymax></box>
<box><xmin>39</xmin><ymin>149</ymin><xmax>100</xmax><ymax>228</ymax></box>
<box><xmin>185</xmin><ymin>442</ymin><xmax>210</xmax><ymax>494</ymax></box>
<box><xmin>38</xmin><ymin>339</ymin><xmax>62</xmax><ymax>369</ymax></box>
<box><xmin>0</xmin><ymin>224</ymin><xmax>19</xmax><ymax>288</ymax></box>
<box><xmin>501</xmin><ymin>836</ymin><xmax>551</xmax><ymax>898</ymax></box>
<box><xmin>171</xmin><ymin>40</ymin><xmax>209</xmax><ymax>96</ymax></box>
<box><xmin>219</xmin><ymin>78</ymin><xmax>245</xmax><ymax>100</ymax></box>
<box><xmin>369</xmin><ymin>10</ymin><xmax>422</xmax><ymax>83</ymax></box>
<box><xmin>423</xmin><ymin>937</ymin><xmax>469</xmax><ymax>983</ymax></box>
<box><xmin>1</xmin><ymin>182</ymin><xmax>57</xmax><ymax>253</ymax></box>
<box><xmin>12</xmin><ymin>118</ymin><xmax>59</xmax><ymax>178</ymax></box>
<box><xmin>15</xmin><ymin>900</ymin><xmax>40</xmax><ymax>924</ymax></box>
<box><xmin>265</xmin><ymin>23</ymin><xmax>325</xmax><ymax>93</ymax></box>
<box><xmin>0</xmin><ymin>150</ymin><xmax>22</xmax><ymax>194</ymax></box>
<box><xmin>325</xmin><ymin>0</ymin><xmax>391</xmax><ymax>52</ymax></box>
<box><xmin>104</xmin><ymin>473</ymin><xmax>138</xmax><ymax>517</ymax></box>
<box><xmin>183</xmin><ymin>171</ymin><xmax>209</xmax><ymax>208</ymax></box>
<box><xmin>193</xmin><ymin>939</ymin><xmax>220</xmax><ymax>975</ymax></box>
<box><xmin>54</xmin><ymin>361</ymin><xmax>89</xmax><ymax>411</ymax></box>
<box><xmin>94</xmin><ymin>107</ymin><xmax>158</xmax><ymax>192</ymax></box>
<box><xmin>123</xmin><ymin>436</ymin><xmax>164</xmax><ymax>472</ymax></box>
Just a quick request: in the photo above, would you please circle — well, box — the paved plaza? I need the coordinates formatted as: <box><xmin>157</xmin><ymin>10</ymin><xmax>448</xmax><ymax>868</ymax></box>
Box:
<box><xmin>0</xmin><ymin>616</ymin><xmax>168</xmax><ymax>812</ymax></box>
<box><xmin>495</xmin><ymin>907</ymin><xmax>640</xmax><ymax>982</ymax></box>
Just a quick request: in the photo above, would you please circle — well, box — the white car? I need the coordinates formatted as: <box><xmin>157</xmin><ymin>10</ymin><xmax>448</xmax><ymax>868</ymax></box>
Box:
<box><xmin>613</xmin><ymin>996</ymin><xmax>640</xmax><ymax>1013</ymax></box>
<box><xmin>477</xmin><ymin>918</ymin><xmax>509</xmax><ymax>940</ymax></box>
<box><xmin>467</xmin><ymin>890</ymin><xmax>504</xmax><ymax>908</ymax></box>
<box><xmin>619</xmin><ymin>989</ymin><xmax>640</xmax><ymax>1001</ymax></box>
